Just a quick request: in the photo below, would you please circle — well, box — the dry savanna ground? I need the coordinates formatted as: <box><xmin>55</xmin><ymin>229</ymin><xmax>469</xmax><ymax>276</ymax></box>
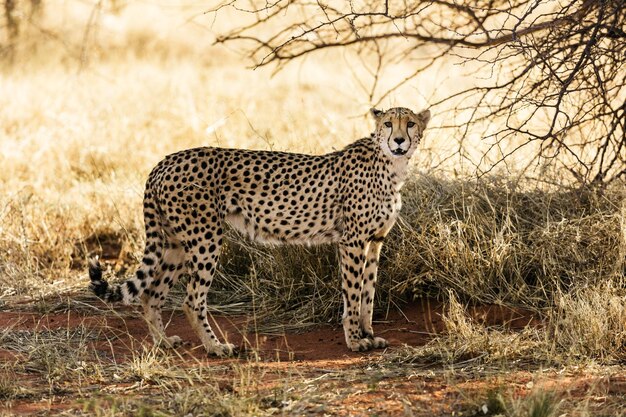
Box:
<box><xmin>0</xmin><ymin>2</ymin><xmax>625</xmax><ymax>416</ymax></box>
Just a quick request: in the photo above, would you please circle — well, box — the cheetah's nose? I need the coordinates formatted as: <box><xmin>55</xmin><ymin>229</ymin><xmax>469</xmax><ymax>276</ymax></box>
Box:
<box><xmin>393</xmin><ymin>137</ymin><xmax>405</xmax><ymax>145</ymax></box>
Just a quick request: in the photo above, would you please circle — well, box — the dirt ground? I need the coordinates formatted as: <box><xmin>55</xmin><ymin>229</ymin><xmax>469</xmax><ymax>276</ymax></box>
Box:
<box><xmin>1</xmin><ymin>298</ymin><xmax>624</xmax><ymax>416</ymax></box>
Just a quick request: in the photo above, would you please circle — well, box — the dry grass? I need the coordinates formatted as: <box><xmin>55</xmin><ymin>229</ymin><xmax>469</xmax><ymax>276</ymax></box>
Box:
<box><xmin>546</xmin><ymin>284</ymin><xmax>626</xmax><ymax>362</ymax></box>
<box><xmin>477</xmin><ymin>389</ymin><xmax>562</xmax><ymax>417</ymax></box>
<box><xmin>0</xmin><ymin>2</ymin><xmax>625</xmax><ymax>415</ymax></box>
<box><xmin>2</xmin><ymin>2</ymin><xmax>622</xmax><ymax>306</ymax></box>
<box><xmin>388</xmin><ymin>175</ymin><xmax>625</xmax><ymax>305</ymax></box>
<box><xmin>392</xmin><ymin>287</ymin><xmax>625</xmax><ymax>368</ymax></box>
<box><xmin>0</xmin><ymin>321</ymin><xmax>291</xmax><ymax>416</ymax></box>
<box><xmin>390</xmin><ymin>291</ymin><xmax>546</xmax><ymax>366</ymax></box>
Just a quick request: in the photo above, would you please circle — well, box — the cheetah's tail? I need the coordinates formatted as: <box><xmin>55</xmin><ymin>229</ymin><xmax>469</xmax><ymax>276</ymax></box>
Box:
<box><xmin>88</xmin><ymin>258</ymin><xmax>130</xmax><ymax>303</ymax></box>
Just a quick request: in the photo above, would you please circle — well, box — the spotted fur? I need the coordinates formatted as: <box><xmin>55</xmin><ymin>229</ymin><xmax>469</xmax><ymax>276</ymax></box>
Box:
<box><xmin>88</xmin><ymin>107</ymin><xmax>431</xmax><ymax>356</ymax></box>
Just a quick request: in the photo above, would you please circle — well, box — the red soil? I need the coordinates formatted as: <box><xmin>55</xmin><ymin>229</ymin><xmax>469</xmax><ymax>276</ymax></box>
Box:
<box><xmin>0</xmin><ymin>298</ymin><xmax>536</xmax><ymax>361</ymax></box>
<box><xmin>1</xmin><ymin>299</ymin><xmax>621</xmax><ymax>416</ymax></box>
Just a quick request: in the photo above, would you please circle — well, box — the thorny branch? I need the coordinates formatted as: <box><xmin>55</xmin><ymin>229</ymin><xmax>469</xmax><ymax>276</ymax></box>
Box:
<box><xmin>212</xmin><ymin>0</ymin><xmax>626</xmax><ymax>184</ymax></box>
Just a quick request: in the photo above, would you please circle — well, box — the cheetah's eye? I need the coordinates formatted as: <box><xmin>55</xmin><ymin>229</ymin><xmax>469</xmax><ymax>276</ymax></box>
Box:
<box><xmin>384</xmin><ymin>122</ymin><xmax>392</xmax><ymax>128</ymax></box>
<box><xmin>407</xmin><ymin>122</ymin><xmax>416</xmax><ymax>128</ymax></box>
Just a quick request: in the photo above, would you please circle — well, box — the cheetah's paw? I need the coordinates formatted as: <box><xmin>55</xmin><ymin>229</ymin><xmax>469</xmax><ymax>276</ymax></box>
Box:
<box><xmin>156</xmin><ymin>335</ymin><xmax>183</xmax><ymax>349</ymax></box>
<box><xmin>370</xmin><ymin>336</ymin><xmax>388</xmax><ymax>349</ymax></box>
<box><xmin>165</xmin><ymin>335</ymin><xmax>183</xmax><ymax>348</ymax></box>
<box><xmin>349</xmin><ymin>338</ymin><xmax>374</xmax><ymax>352</ymax></box>
<box><xmin>208</xmin><ymin>342</ymin><xmax>238</xmax><ymax>358</ymax></box>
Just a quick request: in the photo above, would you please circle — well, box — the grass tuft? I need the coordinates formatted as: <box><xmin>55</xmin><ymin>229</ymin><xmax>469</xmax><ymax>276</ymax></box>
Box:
<box><xmin>477</xmin><ymin>389</ymin><xmax>562</xmax><ymax>417</ymax></box>
<box><xmin>0</xmin><ymin>324</ymin><xmax>99</xmax><ymax>384</ymax></box>
<box><xmin>546</xmin><ymin>284</ymin><xmax>626</xmax><ymax>362</ymax></box>
<box><xmin>391</xmin><ymin>291</ymin><xmax>545</xmax><ymax>366</ymax></box>
<box><xmin>0</xmin><ymin>367</ymin><xmax>18</xmax><ymax>401</ymax></box>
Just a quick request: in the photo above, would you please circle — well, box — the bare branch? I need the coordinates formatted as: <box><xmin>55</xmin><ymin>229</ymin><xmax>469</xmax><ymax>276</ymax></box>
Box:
<box><xmin>210</xmin><ymin>0</ymin><xmax>626</xmax><ymax>184</ymax></box>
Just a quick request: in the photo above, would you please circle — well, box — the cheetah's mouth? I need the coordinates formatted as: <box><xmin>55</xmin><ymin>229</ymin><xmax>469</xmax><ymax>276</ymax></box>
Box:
<box><xmin>391</xmin><ymin>148</ymin><xmax>408</xmax><ymax>156</ymax></box>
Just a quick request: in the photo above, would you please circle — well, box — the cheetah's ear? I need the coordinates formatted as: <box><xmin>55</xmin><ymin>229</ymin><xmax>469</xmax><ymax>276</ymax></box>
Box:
<box><xmin>416</xmin><ymin>109</ymin><xmax>431</xmax><ymax>126</ymax></box>
<box><xmin>370</xmin><ymin>108</ymin><xmax>384</xmax><ymax>121</ymax></box>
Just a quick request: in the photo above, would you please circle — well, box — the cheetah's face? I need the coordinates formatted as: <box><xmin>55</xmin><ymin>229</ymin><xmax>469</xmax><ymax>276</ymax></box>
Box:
<box><xmin>370</xmin><ymin>107</ymin><xmax>431</xmax><ymax>159</ymax></box>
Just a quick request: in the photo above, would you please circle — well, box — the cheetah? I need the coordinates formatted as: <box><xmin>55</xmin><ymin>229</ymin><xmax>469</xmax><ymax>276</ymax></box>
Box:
<box><xmin>89</xmin><ymin>107</ymin><xmax>431</xmax><ymax>356</ymax></box>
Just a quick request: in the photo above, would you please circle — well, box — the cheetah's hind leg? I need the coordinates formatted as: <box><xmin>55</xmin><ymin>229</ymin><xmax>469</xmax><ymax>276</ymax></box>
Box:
<box><xmin>181</xmin><ymin>226</ymin><xmax>238</xmax><ymax>357</ymax></box>
<box><xmin>141</xmin><ymin>244</ymin><xmax>187</xmax><ymax>349</ymax></box>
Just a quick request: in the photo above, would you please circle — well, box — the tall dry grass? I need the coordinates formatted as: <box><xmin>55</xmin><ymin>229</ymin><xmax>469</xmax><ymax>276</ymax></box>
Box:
<box><xmin>387</xmin><ymin>175</ymin><xmax>625</xmax><ymax>306</ymax></box>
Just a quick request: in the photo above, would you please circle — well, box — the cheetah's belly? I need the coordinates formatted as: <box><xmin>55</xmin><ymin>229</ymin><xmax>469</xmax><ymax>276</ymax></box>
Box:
<box><xmin>225</xmin><ymin>209</ymin><xmax>342</xmax><ymax>245</ymax></box>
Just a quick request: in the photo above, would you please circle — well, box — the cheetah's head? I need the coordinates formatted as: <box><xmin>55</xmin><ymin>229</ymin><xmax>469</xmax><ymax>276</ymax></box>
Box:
<box><xmin>370</xmin><ymin>107</ymin><xmax>431</xmax><ymax>159</ymax></box>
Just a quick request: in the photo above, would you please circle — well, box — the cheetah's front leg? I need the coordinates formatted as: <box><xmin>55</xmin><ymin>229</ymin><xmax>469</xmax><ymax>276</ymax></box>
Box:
<box><xmin>359</xmin><ymin>240</ymin><xmax>388</xmax><ymax>349</ymax></box>
<box><xmin>339</xmin><ymin>242</ymin><xmax>374</xmax><ymax>352</ymax></box>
